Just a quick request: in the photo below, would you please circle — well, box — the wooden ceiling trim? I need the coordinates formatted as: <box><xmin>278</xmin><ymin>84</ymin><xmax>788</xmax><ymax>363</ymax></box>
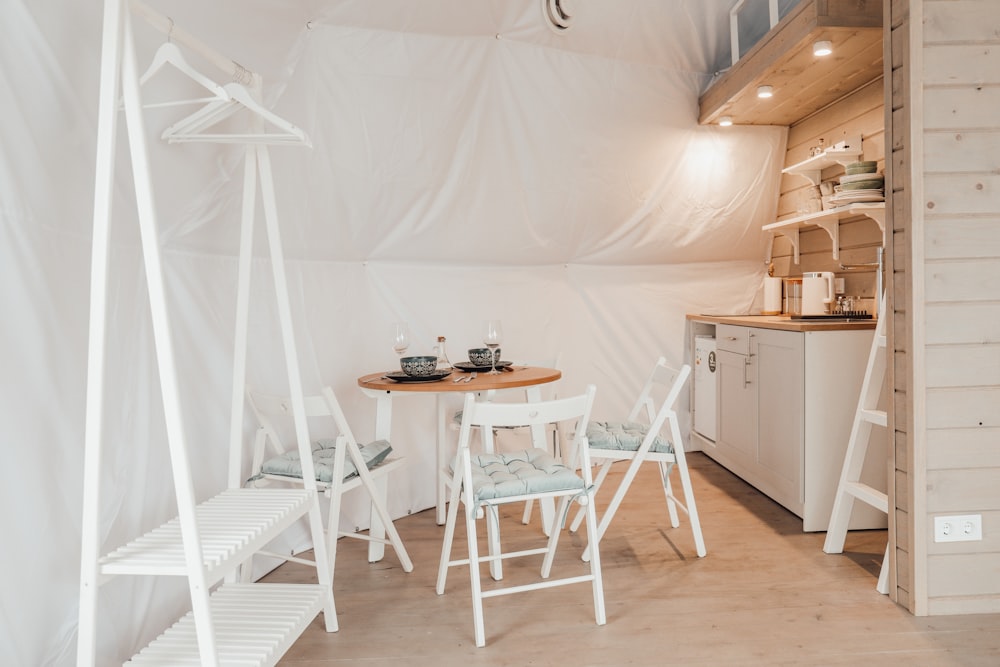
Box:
<box><xmin>699</xmin><ymin>0</ymin><xmax>883</xmax><ymax>127</ymax></box>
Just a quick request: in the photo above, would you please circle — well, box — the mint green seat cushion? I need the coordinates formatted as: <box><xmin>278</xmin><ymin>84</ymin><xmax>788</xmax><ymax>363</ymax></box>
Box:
<box><xmin>467</xmin><ymin>448</ymin><xmax>583</xmax><ymax>502</ymax></box>
<box><xmin>258</xmin><ymin>438</ymin><xmax>392</xmax><ymax>484</ymax></box>
<box><xmin>586</xmin><ymin>421</ymin><xmax>674</xmax><ymax>454</ymax></box>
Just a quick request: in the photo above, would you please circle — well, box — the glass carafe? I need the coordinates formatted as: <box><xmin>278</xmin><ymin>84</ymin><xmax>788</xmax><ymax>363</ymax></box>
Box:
<box><xmin>434</xmin><ymin>336</ymin><xmax>452</xmax><ymax>371</ymax></box>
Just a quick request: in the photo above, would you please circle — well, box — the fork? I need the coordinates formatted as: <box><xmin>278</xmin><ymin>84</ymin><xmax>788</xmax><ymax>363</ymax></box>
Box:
<box><xmin>464</xmin><ymin>371</ymin><xmax>477</xmax><ymax>383</ymax></box>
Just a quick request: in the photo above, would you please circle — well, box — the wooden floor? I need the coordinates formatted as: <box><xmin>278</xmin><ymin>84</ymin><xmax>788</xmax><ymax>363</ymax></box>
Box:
<box><xmin>267</xmin><ymin>453</ymin><xmax>1000</xmax><ymax>665</ymax></box>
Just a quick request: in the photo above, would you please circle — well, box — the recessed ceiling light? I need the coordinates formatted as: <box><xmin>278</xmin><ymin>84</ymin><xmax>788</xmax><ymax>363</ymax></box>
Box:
<box><xmin>757</xmin><ymin>85</ymin><xmax>773</xmax><ymax>99</ymax></box>
<box><xmin>719</xmin><ymin>116</ymin><xmax>733</xmax><ymax>127</ymax></box>
<box><xmin>814</xmin><ymin>40</ymin><xmax>833</xmax><ymax>56</ymax></box>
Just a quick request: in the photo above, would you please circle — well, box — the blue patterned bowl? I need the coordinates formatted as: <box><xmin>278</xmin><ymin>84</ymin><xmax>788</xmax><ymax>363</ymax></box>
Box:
<box><xmin>400</xmin><ymin>355</ymin><xmax>438</xmax><ymax>376</ymax></box>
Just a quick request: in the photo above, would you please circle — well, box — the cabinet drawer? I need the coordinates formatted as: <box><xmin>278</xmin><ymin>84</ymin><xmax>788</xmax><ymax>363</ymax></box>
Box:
<box><xmin>717</xmin><ymin>324</ymin><xmax>751</xmax><ymax>355</ymax></box>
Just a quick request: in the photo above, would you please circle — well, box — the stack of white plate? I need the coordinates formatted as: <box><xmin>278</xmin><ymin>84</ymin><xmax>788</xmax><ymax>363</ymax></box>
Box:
<box><xmin>829</xmin><ymin>188</ymin><xmax>884</xmax><ymax>204</ymax></box>
<box><xmin>830</xmin><ymin>167</ymin><xmax>884</xmax><ymax>205</ymax></box>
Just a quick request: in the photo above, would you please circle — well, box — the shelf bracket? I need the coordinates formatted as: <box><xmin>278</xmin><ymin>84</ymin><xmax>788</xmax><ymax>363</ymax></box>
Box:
<box><xmin>815</xmin><ymin>218</ymin><xmax>840</xmax><ymax>260</ymax></box>
<box><xmin>793</xmin><ymin>169</ymin><xmax>823</xmax><ymax>186</ymax></box>
<box><xmin>773</xmin><ymin>227</ymin><xmax>800</xmax><ymax>264</ymax></box>
<box><xmin>861</xmin><ymin>207</ymin><xmax>885</xmax><ymax>234</ymax></box>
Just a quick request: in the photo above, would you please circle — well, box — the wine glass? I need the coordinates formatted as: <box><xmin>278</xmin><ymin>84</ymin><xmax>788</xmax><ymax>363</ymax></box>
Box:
<box><xmin>482</xmin><ymin>319</ymin><xmax>503</xmax><ymax>375</ymax></box>
<box><xmin>392</xmin><ymin>323</ymin><xmax>410</xmax><ymax>357</ymax></box>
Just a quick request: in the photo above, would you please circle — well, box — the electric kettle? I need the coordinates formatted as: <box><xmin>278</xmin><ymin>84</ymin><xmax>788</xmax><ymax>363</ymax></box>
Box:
<box><xmin>801</xmin><ymin>271</ymin><xmax>835</xmax><ymax>315</ymax></box>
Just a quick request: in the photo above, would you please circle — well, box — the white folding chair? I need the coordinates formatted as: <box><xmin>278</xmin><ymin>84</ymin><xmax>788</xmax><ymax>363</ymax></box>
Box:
<box><xmin>449</xmin><ymin>367</ymin><xmax>561</xmax><ymax>531</ymax></box>
<box><xmin>570</xmin><ymin>358</ymin><xmax>706</xmax><ymax>559</ymax></box>
<box><xmin>437</xmin><ymin>385</ymin><xmax>605</xmax><ymax>647</ymax></box>
<box><xmin>244</xmin><ymin>386</ymin><xmax>414</xmax><ymax>583</ymax></box>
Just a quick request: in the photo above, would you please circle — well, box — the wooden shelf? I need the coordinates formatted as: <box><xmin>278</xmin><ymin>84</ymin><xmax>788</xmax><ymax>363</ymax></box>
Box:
<box><xmin>699</xmin><ymin>0</ymin><xmax>883</xmax><ymax>126</ymax></box>
<box><xmin>764</xmin><ymin>202</ymin><xmax>885</xmax><ymax>263</ymax></box>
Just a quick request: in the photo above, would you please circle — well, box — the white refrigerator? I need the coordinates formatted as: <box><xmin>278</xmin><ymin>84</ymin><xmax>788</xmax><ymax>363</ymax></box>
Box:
<box><xmin>694</xmin><ymin>335</ymin><xmax>717</xmax><ymax>441</ymax></box>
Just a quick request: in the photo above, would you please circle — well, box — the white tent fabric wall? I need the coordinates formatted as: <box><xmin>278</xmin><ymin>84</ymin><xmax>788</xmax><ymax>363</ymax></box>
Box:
<box><xmin>1</xmin><ymin>1</ymin><xmax>785</xmax><ymax>664</ymax></box>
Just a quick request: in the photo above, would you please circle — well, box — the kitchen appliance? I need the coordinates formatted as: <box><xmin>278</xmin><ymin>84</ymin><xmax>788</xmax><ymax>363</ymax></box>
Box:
<box><xmin>783</xmin><ymin>278</ymin><xmax>802</xmax><ymax>315</ymax></box>
<box><xmin>762</xmin><ymin>276</ymin><xmax>782</xmax><ymax>315</ymax></box>
<box><xmin>694</xmin><ymin>335</ymin><xmax>717</xmax><ymax>441</ymax></box>
<box><xmin>801</xmin><ymin>271</ymin><xmax>835</xmax><ymax>315</ymax></box>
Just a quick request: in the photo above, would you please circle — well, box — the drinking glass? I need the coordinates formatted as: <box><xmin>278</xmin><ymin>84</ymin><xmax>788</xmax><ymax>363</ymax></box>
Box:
<box><xmin>392</xmin><ymin>323</ymin><xmax>410</xmax><ymax>357</ymax></box>
<box><xmin>482</xmin><ymin>319</ymin><xmax>503</xmax><ymax>375</ymax></box>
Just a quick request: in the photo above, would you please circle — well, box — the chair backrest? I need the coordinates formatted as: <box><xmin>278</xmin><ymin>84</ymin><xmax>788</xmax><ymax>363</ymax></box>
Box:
<box><xmin>246</xmin><ymin>386</ymin><xmax>357</xmax><ymax>470</ymax></box>
<box><xmin>626</xmin><ymin>358</ymin><xmax>692</xmax><ymax>441</ymax></box>
<box><xmin>457</xmin><ymin>385</ymin><xmax>597</xmax><ymax>474</ymax></box>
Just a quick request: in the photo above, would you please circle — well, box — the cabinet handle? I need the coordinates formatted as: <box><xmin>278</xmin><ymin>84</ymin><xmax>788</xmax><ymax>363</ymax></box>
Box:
<box><xmin>743</xmin><ymin>357</ymin><xmax>751</xmax><ymax>388</ymax></box>
<box><xmin>725</xmin><ymin>336</ymin><xmax>737</xmax><ymax>341</ymax></box>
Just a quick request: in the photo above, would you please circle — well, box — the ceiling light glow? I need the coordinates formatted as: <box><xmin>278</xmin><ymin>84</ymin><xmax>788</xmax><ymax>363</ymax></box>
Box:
<box><xmin>757</xmin><ymin>85</ymin><xmax>773</xmax><ymax>99</ymax></box>
<box><xmin>719</xmin><ymin>116</ymin><xmax>733</xmax><ymax>126</ymax></box>
<box><xmin>814</xmin><ymin>40</ymin><xmax>833</xmax><ymax>56</ymax></box>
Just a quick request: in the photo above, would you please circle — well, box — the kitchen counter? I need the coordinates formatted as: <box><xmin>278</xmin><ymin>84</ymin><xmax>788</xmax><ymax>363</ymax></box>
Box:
<box><xmin>687</xmin><ymin>313</ymin><xmax>876</xmax><ymax>332</ymax></box>
<box><xmin>686</xmin><ymin>313</ymin><xmax>887</xmax><ymax>531</ymax></box>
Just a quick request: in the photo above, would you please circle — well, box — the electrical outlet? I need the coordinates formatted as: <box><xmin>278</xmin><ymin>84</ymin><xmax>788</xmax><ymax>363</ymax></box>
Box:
<box><xmin>934</xmin><ymin>514</ymin><xmax>983</xmax><ymax>543</ymax></box>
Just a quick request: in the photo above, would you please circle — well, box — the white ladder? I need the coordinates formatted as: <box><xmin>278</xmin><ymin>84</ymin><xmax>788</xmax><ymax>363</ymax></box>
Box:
<box><xmin>823</xmin><ymin>293</ymin><xmax>890</xmax><ymax>594</ymax></box>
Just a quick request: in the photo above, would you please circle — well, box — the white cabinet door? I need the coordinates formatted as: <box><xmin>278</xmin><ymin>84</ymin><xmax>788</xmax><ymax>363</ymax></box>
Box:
<box><xmin>716</xmin><ymin>346</ymin><xmax>757</xmax><ymax>469</ymax></box>
<box><xmin>754</xmin><ymin>328</ymin><xmax>804</xmax><ymax>513</ymax></box>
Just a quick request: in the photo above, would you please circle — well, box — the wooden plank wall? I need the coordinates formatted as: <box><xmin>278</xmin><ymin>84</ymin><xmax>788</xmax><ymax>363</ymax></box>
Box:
<box><xmin>886</xmin><ymin>0</ymin><xmax>911</xmax><ymax>611</ymax></box>
<box><xmin>912</xmin><ymin>0</ymin><xmax>1000</xmax><ymax>615</ymax></box>
<box><xmin>771</xmin><ymin>79</ymin><xmax>885</xmax><ymax>311</ymax></box>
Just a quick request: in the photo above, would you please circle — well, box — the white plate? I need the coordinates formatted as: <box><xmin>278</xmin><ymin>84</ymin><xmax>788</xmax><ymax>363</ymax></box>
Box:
<box><xmin>840</xmin><ymin>172</ymin><xmax>883</xmax><ymax>184</ymax></box>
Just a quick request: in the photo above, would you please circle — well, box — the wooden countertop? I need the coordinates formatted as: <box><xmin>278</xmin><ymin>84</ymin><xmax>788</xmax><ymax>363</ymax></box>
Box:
<box><xmin>687</xmin><ymin>313</ymin><xmax>877</xmax><ymax>332</ymax></box>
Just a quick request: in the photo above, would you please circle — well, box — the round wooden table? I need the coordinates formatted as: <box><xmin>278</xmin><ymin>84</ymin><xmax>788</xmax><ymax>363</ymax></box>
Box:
<box><xmin>358</xmin><ymin>366</ymin><xmax>562</xmax><ymax>523</ymax></box>
<box><xmin>357</xmin><ymin>365</ymin><xmax>561</xmax><ymax>393</ymax></box>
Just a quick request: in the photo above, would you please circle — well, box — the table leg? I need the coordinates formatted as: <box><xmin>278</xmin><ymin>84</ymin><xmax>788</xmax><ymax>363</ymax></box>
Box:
<box><xmin>436</xmin><ymin>394</ymin><xmax>448</xmax><ymax>525</ymax></box>
<box><xmin>367</xmin><ymin>391</ymin><xmax>393</xmax><ymax>560</ymax></box>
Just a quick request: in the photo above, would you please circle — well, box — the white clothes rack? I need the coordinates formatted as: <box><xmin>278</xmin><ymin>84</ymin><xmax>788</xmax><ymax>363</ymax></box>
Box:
<box><xmin>76</xmin><ymin>2</ymin><xmax>333</xmax><ymax>665</ymax></box>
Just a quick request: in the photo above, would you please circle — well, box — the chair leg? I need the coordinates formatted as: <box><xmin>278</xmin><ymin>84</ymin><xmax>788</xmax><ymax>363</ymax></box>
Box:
<box><xmin>570</xmin><ymin>459</ymin><xmax>612</xmax><ymax>533</ymax></box>
<box><xmin>582</xmin><ymin>453</ymin><xmax>644</xmax><ymax>562</ymax></box>
<box><xmin>326</xmin><ymin>446</ymin><xmax>348</xmax><ymax>584</ymax></box>
<box><xmin>674</xmin><ymin>454</ymin><xmax>707</xmax><ymax>558</ymax></box>
<box><xmin>581</xmin><ymin>490</ymin><xmax>607</xmax><ymax>627</ymax></box>
<box><xmin>486</xmin><ymin>505</ymin><xmax>503</xmax><ymax>581</ymax></box>
<box><xmin>670</xmin><ymin>419</ymin><xmax>707</xmax><ymax>558</ymax></box>
<box><xmin>659</xmin><ymin>461</ymin><xmax>681</xmax><ymax>528</ymax></box>
<box><xmin>520</xmin><ymin>499</ymin><xmax>534</xmax><ymax>525</ymax></box>
<box><xmin>465</xmin><ymin>503</ymin><xmax>487</xmax><ymax>648</ymax></box>
<box><xmin>541</xmin><ymin>496</ymin><xmax>569</xmax><ymax>578</ymax></box>
<box><xmin>348</xmin><ymin>444</ymin><xmax>414</xmax><ymax>572</ymax></box>
<box><xmin>436</xmin><ymin>472</ymin><xmax>465</xmax><ymax>594</ymax></box>
<box><xmin>367</xmin><ymin>473</ymin><xmax>388</xmax><ymax>562</ymax></box>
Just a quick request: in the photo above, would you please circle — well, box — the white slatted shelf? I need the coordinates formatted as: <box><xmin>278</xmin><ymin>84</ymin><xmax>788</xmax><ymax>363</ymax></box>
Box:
<box><xmin>100</xmin><ymin>489</ymin><xmax>313</xmax><ymax>577</ymax></box>
<box><xmin>124</xmin><ymin>583</ymin><xmax>326</xmax><ymax>666</ymax></box>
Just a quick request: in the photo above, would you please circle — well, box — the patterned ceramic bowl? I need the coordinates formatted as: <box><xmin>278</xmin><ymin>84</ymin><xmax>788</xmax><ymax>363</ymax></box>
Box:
<box><xmin>400</xmin><ymin>355</ymin><xmax>438</xmax><ymax>376</ymax></box>
<box><xmin>468</xmin><ymin>348</ymin><xmax>500</xmax><ymax>367</ymax></box>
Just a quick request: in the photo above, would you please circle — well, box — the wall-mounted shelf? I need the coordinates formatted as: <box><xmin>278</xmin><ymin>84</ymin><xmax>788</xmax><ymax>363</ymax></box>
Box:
<box><xmin>764</xmin><ymin>202</ymin><xmax>885</xmax><ymax>263</ymax></box>
<box><xmin>782</xmin><ymin>136</ymin><xmax>863</xmax><ymax>185</ymax></box>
